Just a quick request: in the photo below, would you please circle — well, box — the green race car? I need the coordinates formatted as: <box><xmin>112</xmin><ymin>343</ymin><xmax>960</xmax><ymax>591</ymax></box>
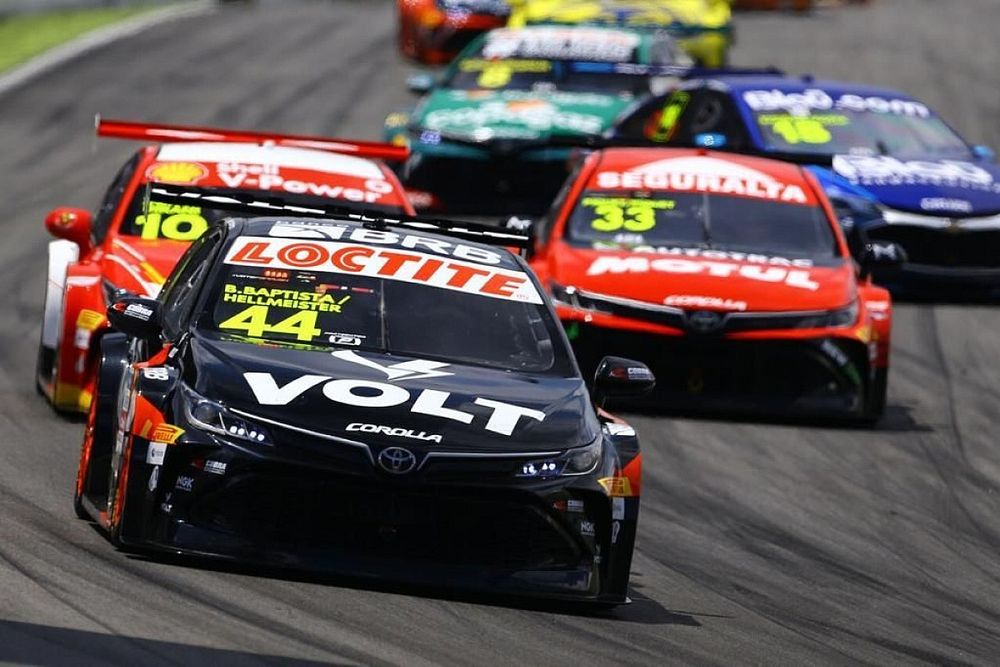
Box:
<box><xmin>386</xmin><ymin>24</ymin><xmax>691</xmax><ymax>216</ymax></box>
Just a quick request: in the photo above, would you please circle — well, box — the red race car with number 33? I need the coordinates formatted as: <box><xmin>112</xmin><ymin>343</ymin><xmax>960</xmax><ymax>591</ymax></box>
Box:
<box><xmin>528</xmin><ymin>147</ymin><xmax>896</xmax><ymax>422</ymax></box>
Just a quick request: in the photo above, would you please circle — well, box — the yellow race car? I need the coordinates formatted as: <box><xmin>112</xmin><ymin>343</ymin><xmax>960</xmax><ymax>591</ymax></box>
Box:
<box><xmin>506</xmin><ymin>0</ymin><xmax>732</xmax><ymax>67</ymax></box>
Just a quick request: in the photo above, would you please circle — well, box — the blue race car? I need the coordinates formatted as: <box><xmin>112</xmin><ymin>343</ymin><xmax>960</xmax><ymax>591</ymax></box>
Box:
<box><xmin>612</xmin><ymin>74</ymin><xmax>1000</xmax><ymax>294</ymax></box>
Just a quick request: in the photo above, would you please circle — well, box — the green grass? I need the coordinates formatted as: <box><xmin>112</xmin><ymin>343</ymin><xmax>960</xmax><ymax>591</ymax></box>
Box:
<box><xmin>0</xmin><ymin>5</ymin><xmax>158</xmax><ymax>74</ymax></box>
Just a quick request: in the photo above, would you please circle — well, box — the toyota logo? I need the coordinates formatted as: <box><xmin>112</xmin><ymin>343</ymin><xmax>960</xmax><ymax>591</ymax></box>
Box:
<box><xmin>687</xmin><ymin>310</ymin><xmax>724</xmax><ymax>334</ymax></box>
<box><xmin>378</xmin><ymin>447</ymin><xmax>417</xmax><ymax>474</ymax></box>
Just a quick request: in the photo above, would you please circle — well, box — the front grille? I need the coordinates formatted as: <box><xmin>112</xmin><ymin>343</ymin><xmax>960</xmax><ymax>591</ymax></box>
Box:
<box><xmin>569</xmin><ymin>325</ymin><xmax>867</xmax><ymax>405</ymax></box>
<box><xmin>567</xmin><ymin>289</ymin><xmax>833</xmax><ymax>334</ymax></box>
<box><xmin>868</xmin><ymin>225</ymin><xmax>1000</xmax><ymax>268</ymax></box>
<box><xmin>191</xmin><ymin>472</ymin><xmax>583</xmax><ymax>570</ymax></box>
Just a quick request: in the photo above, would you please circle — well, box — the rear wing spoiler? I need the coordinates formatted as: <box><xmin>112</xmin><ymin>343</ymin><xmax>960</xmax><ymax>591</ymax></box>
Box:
<box><xmin>147</xmin><ymin>184</ymin><xmax>532</xmax><ymax>250</ymax></box>
<box><xmin>97</xmin><ymin>116</ymin><xmax>409</xmax><ymax>162</ymax></box>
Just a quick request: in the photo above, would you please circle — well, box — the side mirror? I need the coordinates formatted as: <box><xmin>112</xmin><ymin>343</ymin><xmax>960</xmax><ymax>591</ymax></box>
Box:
<box><xmin>694</xmin><ymin>132</ymin><xmax>727</xmax><ymax>149</ymax></box>
<box><xmin>406</xmin><ymin>72</ymin><xmax>436</xmax><ymax>95</ymax></box>
<box><xmin>107</xmin><ymin>296</ymin><xmax>163</xmax><ymax>341</ymax></box>
<box><xmin>860</xmin><ymin>241</ymin><xmax>907</xmax><ymax>279</ymax></box>
<box><xmin>45</xmin><ymin>207</ymin><xmax>93</xmax><ymax>253</ymax></box>
<box><xmin>592</xmin><ymin>356</ymin><xmax>655</xmax><ymax>408</ymax></box>
<box><xmin>972</xmin><ymin>145</ymin><xmax>996</xmax><ymax>162</ymax></box>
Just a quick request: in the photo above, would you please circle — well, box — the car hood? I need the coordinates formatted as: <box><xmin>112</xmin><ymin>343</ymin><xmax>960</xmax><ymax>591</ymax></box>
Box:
<box><xmin>101</xmin><ymin>237</ymin><xmax>190</xmax><ymax>297</ymax></box>
<box><xmin>547</xmin><ymin>243</ymin><xmax>855</xmax><ymax>313</ymax></box>
<box><xmin>829</xmin><ymin>155</ymin><xmax>1000</xmax><ymax>218</ymax></box>
<box><xmin>415</xmin><ymin>89</ymin><xmax>633</xmax><ymax>142</ymax></box>
<box><xmin>189</xmin><ymin>333</ymin><xmax>599</xmax><ymax>452</ymax></box>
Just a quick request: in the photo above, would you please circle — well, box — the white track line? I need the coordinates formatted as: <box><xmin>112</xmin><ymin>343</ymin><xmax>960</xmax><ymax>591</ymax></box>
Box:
<box><xmin>0</xmin><ymin>1</ymin><xmax>214</xmax><ymax>98</ymax></box>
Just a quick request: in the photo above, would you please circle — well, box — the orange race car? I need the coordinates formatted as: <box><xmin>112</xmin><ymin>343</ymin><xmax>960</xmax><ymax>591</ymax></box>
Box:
<box><xmin>527</xmin><ymin>146</ymin><xmax>898</xmax><ymax>421</ymax></box>
<box><xmin>37</xmin><ymin>119</ymin><xmax>412</xmax><ymax>413</ymax></box>
<box><xmin>397</xmin><ymin>0</ymin><xmax>511</xmax><ymax>64</ymax></box>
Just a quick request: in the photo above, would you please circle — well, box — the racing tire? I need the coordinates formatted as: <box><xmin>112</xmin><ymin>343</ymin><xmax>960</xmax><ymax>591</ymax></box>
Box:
<box><xmin>73</xmin><ymin>335</ymin><xmax>120</xmax><ymax>520</ymax></box>
<box><xmin>860</xmin><ymin>367</ymin><xmax>888</xmax><ymax>425</ymax></box>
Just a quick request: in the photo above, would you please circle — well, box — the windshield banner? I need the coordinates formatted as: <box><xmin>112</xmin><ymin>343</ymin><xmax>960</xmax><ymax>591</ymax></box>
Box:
<box><xmin>224</xmin><ymin>237</ymin><xmax>543</xmax><ymax>304</ymax></box>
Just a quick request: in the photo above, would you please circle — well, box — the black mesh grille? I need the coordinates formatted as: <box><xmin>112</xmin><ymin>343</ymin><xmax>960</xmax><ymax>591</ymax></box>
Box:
<box><xmin>868</xmin><ymin>226</ymin><xmax>1000</xmax><ymax>268</ymax></box>
<box><xmin>191</xmin><ymin>473</ymin><xmax>583</xmax><ymax>570</ymax></box>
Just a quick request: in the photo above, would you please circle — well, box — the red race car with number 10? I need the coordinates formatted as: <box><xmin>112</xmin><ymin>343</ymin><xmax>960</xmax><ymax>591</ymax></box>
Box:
<box><xmin>38</xmin><ymin>119</ymin><xmax>412</xmax><ymax>413</ymax></box>
<box><xmin>528</xmin><ymin>147</ymin><xmax>898</xmax><ymax>421</ymax></box>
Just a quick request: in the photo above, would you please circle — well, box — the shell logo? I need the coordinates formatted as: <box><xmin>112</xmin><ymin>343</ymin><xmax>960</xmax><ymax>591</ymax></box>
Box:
<box><xmin>146</xmin><ymin>161</ymin><xmax>209</xmax><ymax>184</ymax></box>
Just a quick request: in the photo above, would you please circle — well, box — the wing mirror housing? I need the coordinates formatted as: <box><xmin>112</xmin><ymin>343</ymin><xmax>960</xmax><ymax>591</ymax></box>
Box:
<box><xmin>860</xmin><ymin>241</ymin><xmax>907</xmax><ymax>280</ymax></box>
<box><xmin>592</xmin><ymin>356</ymin><xmax>656</xmax><ymax>408</ymax></box>
<box><xmin>45</xmin><ymin>207</ymin><xmax>93</xmax><ymax>253</ymax></box>
<box><xmin>972</xmin><ymin>145</ymin><xmax>996</xmax><ymax>162</ymax></box>
<box><xmin>406</xmin><ymin>72</ymin><xmax>436</xmax><ymax>95</ymax></box>
<box><xmin>107</xmin><ymin>296</ymin><xmax>163</xmax><ymax>341</ymax></box>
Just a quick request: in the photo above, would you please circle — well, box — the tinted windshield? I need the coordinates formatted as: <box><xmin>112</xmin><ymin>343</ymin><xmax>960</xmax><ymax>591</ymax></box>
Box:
<box><xmin>567</xmin><ymin>191</ymin><xmax>840</xmax><ymax>260</ymax></box>
<box><xmin>118</xmin><ymin>188</ymin><xmax>405</xmax><ymax>240</ymax></box>
<box><xmin>199</xmin><ymin>238</ymin><xmax>571</xmax><ymax>374</ymax></box>
<box><xmin>747</xmin><ymin>103</ymin><xmax>970</xmax><ymax>158</ymax></box>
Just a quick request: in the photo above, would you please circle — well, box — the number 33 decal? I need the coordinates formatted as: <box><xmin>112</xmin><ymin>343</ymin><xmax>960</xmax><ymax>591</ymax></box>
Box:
<box><xmin>591</xmin><ymin>204</ymin><xmax>656</xmax><ymax>233</ymax></box>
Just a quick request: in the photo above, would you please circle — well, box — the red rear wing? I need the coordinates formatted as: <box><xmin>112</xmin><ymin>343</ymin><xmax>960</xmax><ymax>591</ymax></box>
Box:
<box><xmin>96</xmin><ymin>117</ymin><xmax>409</xmax><ymax>162</ymax></box>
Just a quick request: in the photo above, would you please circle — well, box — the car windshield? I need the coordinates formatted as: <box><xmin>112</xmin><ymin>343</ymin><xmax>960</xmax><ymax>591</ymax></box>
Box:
<box><xmin>199</xmin><ymin>239</ymin><xmax>571</xmax><ymax>374</ymax></box>
<box><xmin>566</xmin><ymin>190</ymin><xmax>840</xmax><ymax>260</ymax></box>
<box><xmin>118</xmin><ymin>188</ymin><xmax>406</xmax><ymax>240</ymax></box>
<box><xmin>447</xmin><ymin>58</ymin><xmax>650</xmax><ymax>95</ymax></box>
<box><xmin>751</xmin><ymin>108</ymin><xmax>971</xmax><ymax>159</ymax></box>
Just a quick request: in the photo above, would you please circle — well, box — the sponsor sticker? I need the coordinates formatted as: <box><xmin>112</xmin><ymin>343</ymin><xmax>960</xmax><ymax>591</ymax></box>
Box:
<box><xmin>587</xmin><ymin>256</ymin><xmax>820</xmax><ymax>291</ymax></box>
<box><xmin>567</xmin><ymin>499</ymin><xmax>585</xmax><ymax>513</ymax></box>
<box><xmin>150</xmin><ymin>424</ymin><xmax>184</xmax><ymax>445</ymax></box>
<box><xmin>146</xmin><ymin>441</ymin><xmax>167</xmax><ymax>466</ymax></box>
<box><xmin>146</xmin><ymin>162</ymin><xmax>209</xmax><ymax>184</ymax></box>
<box><xmin>204</xmin><ymin>460</ymin><xmax>227</xmax><ymax>476</ymax></box>
<box><xmin>595</xmin><ymin>156</ymin><xmax>810</xmax><ymax>204</ymax></box>
<box><xmin>175</xmin><ymin>475</ymin><xmax>194</xmax><ymax>492</ymax></box>
<box><xmin>598</xmin><ymin>476</ymin><xmax>636</xmax><ymax>497</ymax></box>
<box><xmin>743</xmin><ymin>89</ymin><xmax>930</xmax><ymax>118</ymax></box>
<box><xmin>224</xmin><ymin>237</ymin><xmax>542</xmax><ymax>304</ymax></box>
<box><xmin>346</xmin><ymin>422</ymin><xmax>443</xmax><ymax>444</ymax></box>
<box><xmin>612</xmin><ymin>497</ymin><xmax>625</xmax><ymax>520</ymax></box>
<box><xmin>665</xmin><ymin>295</ymin><xmax>748</xmax><ymax>311</ymax></box>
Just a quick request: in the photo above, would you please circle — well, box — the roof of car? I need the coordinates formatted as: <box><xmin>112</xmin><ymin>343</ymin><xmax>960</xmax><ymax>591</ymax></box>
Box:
<box><xmin>593</xmin><ymin>147</ymin><xmax>809</xmax><ymax>184</ymax></box>
<box><xmin>154</xmin><ymin>142</ymin><xmax>387</xmax><ymax>180</ymax></box>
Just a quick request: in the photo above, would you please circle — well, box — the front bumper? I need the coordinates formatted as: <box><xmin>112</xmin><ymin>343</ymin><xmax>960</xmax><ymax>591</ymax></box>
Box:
<box><xmin>121</xmin><ymin>437</ymin><xmax>638</xmax><ymax>604</ymax></box>
<box><xmin>567</xmin><ymin>322</ymin><xmax>873</xmax><ymax>418</ymax></box>
<box><xmin>867</xmin><ymin>222</ymin><xmax>1000</xmax><ymax>295</ymax></box>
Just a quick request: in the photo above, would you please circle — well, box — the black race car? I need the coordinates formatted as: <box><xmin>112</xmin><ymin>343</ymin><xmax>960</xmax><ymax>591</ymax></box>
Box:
<box><xmin>73</xmin><ymin>187</ymin><xmax>653</xmax><ymax>605</ymax></box>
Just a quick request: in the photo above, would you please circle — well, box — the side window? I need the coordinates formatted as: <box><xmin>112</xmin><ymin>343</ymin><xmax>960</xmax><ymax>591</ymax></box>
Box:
<box><xmin>92</xmin><ymin>152</ymin><xmax>142</xmax><ymax>244</ymax></box>
<box><xmin>159</xmin><ymin>229</ymin><xmax>224</xmax><ymax>339</ymax></box>
<box><xmin>613</xmin><ymin>90</ymin><xmax>692</xmax><ymax>144</ymax></box>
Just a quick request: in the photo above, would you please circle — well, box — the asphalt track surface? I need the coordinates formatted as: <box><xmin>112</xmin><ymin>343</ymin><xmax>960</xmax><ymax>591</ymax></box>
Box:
<box><xmin>1</xmin><ymin>1</ymin><xmax>999</xmax><ymax>664</ymax></box>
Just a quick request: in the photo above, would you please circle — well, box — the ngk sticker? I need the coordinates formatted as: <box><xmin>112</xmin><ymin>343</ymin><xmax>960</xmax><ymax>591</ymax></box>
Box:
<box><xmin>588</xmin><ymin>256</ymin><xmax>820</xmax><ymax>291</ymax></box>
<box><xmin>596</xmin><ymin>156</ymin><xmax>810</xmax><ymax>204</ymax></box>
<box><xmin>224</xmin><ymin>237</ymin><xmax>542</xmax><ymax>303</ymax></box>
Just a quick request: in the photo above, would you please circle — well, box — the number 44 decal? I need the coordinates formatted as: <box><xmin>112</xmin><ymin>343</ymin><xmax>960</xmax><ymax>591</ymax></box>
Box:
<box><xmin>219</xmin><ymin>305</ymin><xmax>321</xmax><ymax>342</ymax></box>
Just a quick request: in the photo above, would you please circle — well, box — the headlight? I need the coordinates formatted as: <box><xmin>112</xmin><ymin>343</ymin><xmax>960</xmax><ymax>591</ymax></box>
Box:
<box><xmin>793</xmin><ymin>301</ymin><xmax>859</xmax><ymax>329</ymax></box>
<box><xmin>516</xmin><ymin>437</ymin><xmax>602</xmax><ymax>479</ymax></box>
<box><xmin>180</xmin><ymin>384</ymin><xmax>273</xmax><ymax>446</ymax></box>
<box><xmin>549</xmin><ymin>281</ymin><xmax>611</xmax><ymax>314</ymax></box>
<box><xmin>828</xmin><ymin>192</ymin><xmax>884</xmax><ymax>231</ymax></box>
